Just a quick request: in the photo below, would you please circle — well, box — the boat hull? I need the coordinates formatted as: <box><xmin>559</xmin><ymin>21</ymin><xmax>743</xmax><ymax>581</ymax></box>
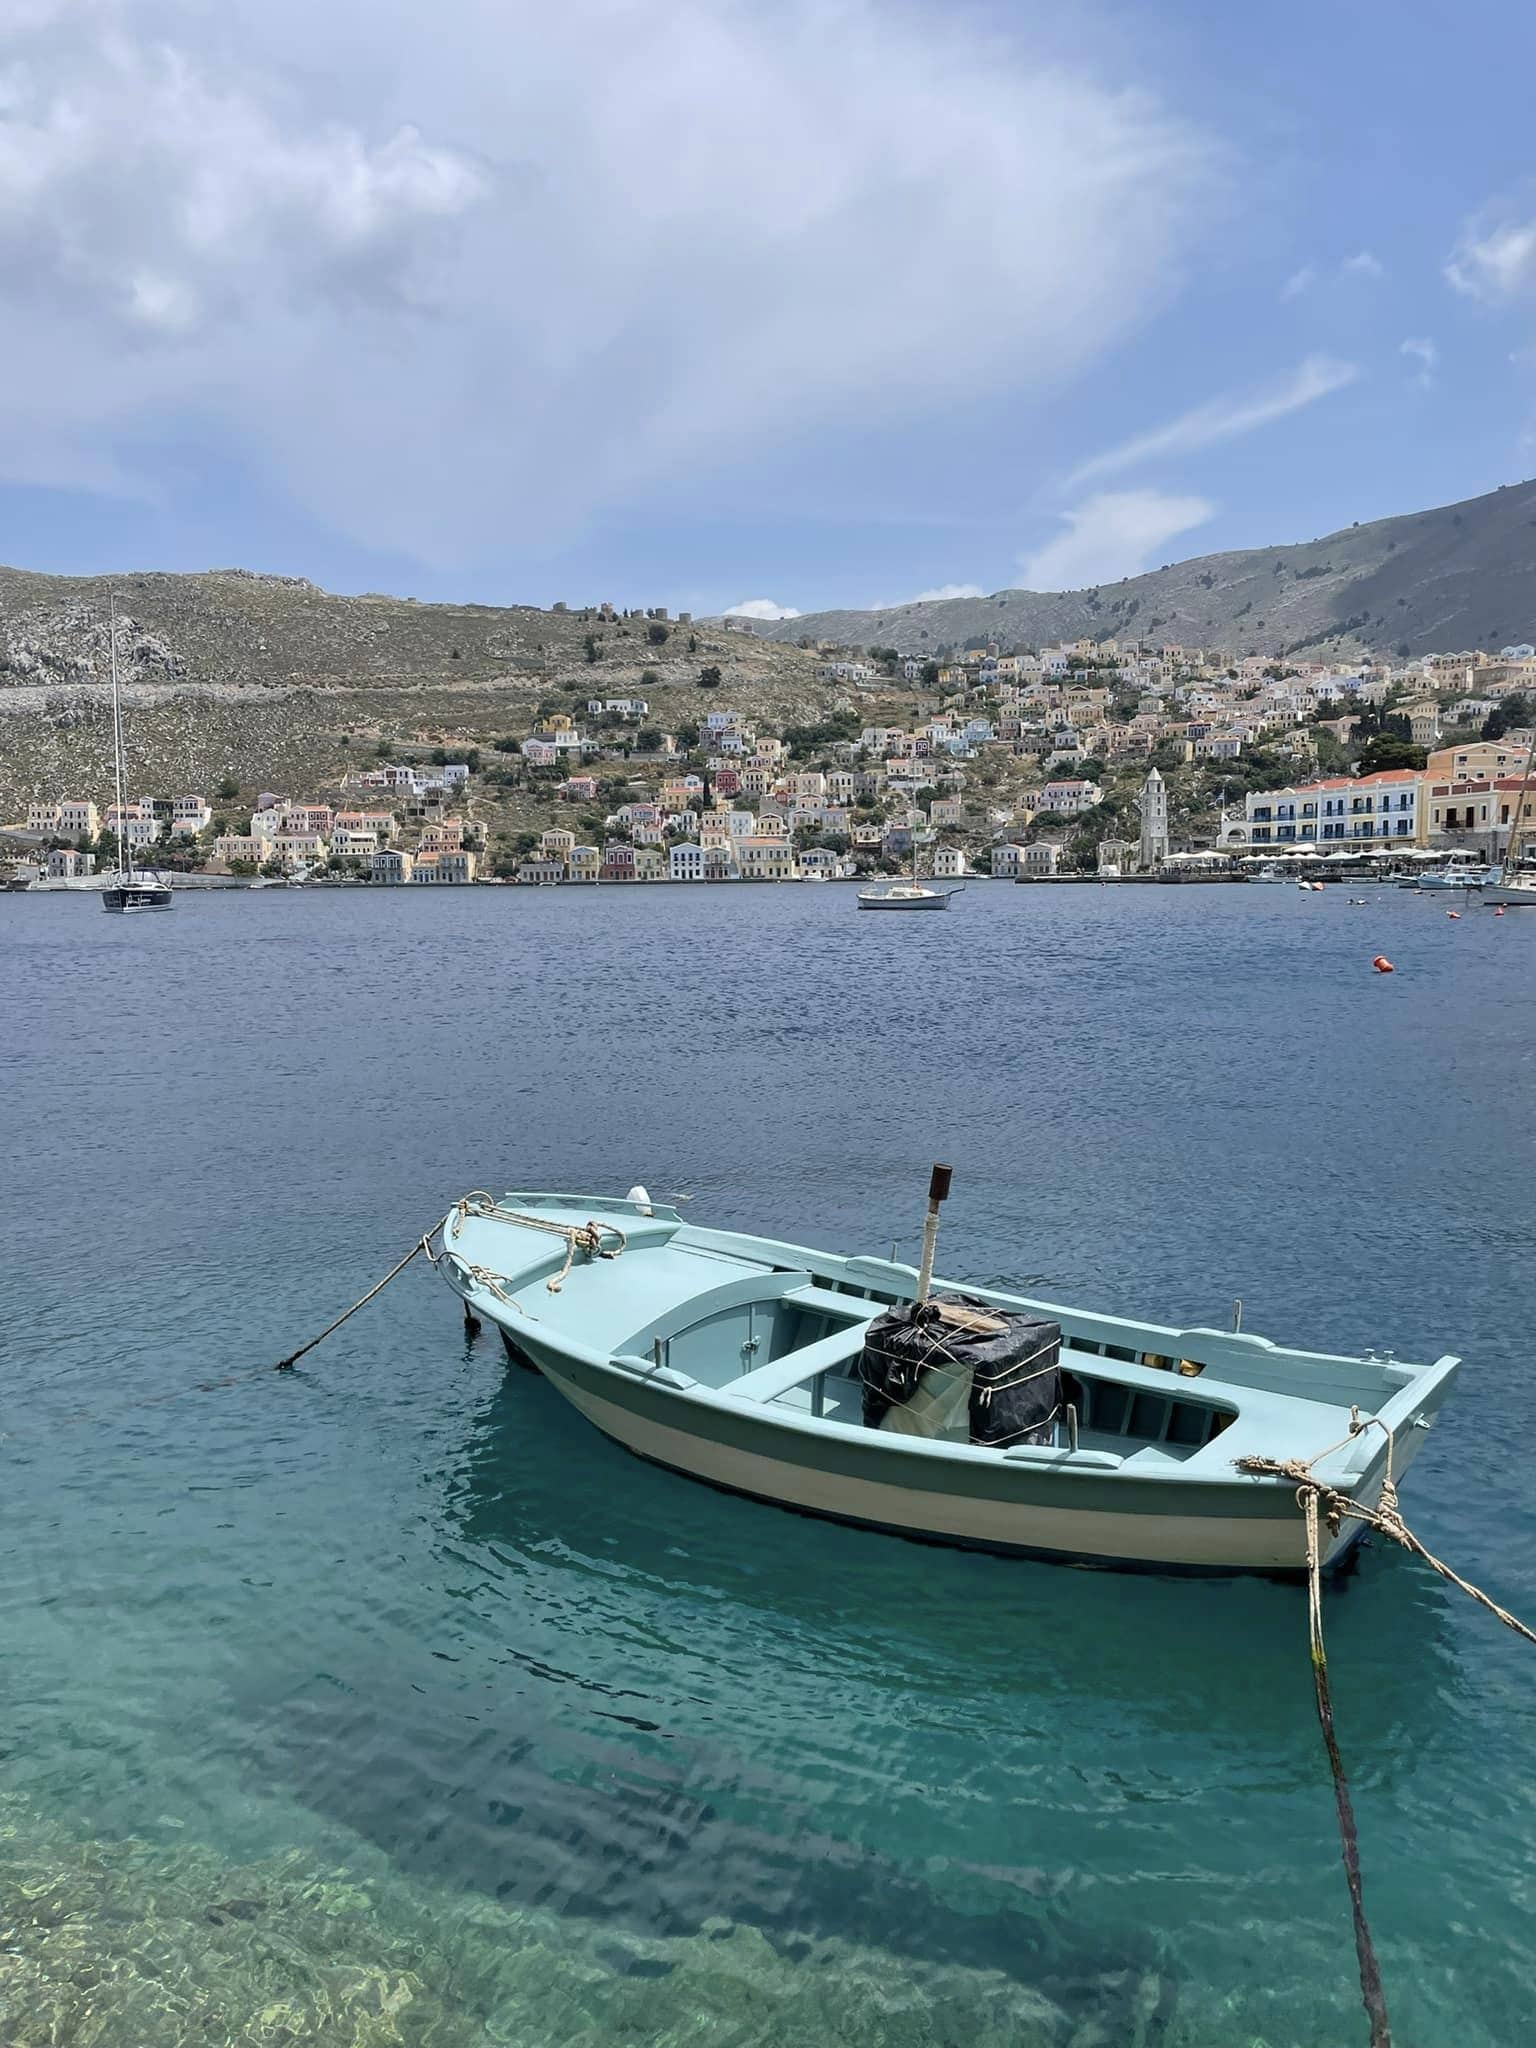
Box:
<box><xmin>102</xmin><ymin>884</ymin><xmax>173</xmax><ymax>913</ymax></box>
<box><xmin>439</xmin><ymin>1194</ymin><xmax>1456</xmax><ymax>1578</ymax></box>
<box><xmin>527</xmin><ymin>1345</ymin><xmax>1387</xmax><ymax>1575</ymax></box>
<box><xmin>857</xmin><ymin>893</ymin><xmax>951</xmax><ymax>911</ymax></box>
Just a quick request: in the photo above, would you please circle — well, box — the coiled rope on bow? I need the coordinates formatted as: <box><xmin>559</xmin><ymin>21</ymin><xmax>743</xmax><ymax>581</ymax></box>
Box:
<box><xmin>1236</xmin><ymin>1425</ymin><xmax>1536</xmax><ymax>2048</ymax></box>
<box><xmin>270</xmin><ymin>1194</ymin><xmax>629</xmax><ymax>1371</ymax></box>
<box><xmin>447</xmin><ymin>1191</ymin><xmax>627</xmax><ymax>1293</ymax></box>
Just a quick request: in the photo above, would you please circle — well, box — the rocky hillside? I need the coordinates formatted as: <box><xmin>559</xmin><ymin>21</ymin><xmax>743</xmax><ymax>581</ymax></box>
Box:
<box><xmin>735</xmin><ymin>480</ymin><xmax>1536</xmax><ymax>661</ymax></box>
<box><xmin>0</xmin><ymin>571</ymin><xmax>824</xmax><ymax>816</ymax></box>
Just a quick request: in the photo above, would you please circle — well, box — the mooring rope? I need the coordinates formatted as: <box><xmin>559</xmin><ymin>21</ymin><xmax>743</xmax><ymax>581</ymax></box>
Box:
<box><xmin>273</xmin><ymin>1233</ymin><xmax>437</xmax><ymax>1372</ymax></box>
<box><xmin>1236</xmin><ymin>1433</ymin><xmax>1536</xmax><ymax>2047</ymax></box>
<box><xmin>270</xmin><ymin>1196</ymin><xmax>629</xmax><ymax>1372</ymax></box>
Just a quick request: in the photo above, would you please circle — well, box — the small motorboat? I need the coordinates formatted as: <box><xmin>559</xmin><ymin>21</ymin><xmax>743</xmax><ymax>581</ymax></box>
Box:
<box><xmin>1417</xmin><ymin>867</ymin><xmax>1489</xmax><ymax>892</ymax></box>
<box><xmin>434</xmin><ymin>1181</ymin><xmax>1458</xmax><ymax>1575</ymax></box>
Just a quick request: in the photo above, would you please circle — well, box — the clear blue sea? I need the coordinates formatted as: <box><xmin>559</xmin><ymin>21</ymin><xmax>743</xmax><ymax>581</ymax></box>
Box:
<box><xmin>4</xmin><ymin>881</ymin><xmax>1535</xmax><ymax>2046</ymax></box>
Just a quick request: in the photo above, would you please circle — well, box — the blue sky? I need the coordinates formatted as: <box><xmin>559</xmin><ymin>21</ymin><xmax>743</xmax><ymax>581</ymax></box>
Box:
<box><xmin>4</xmin><ymin>1</ymin><xmax>1536</xmax><ymax>620</ymax></box>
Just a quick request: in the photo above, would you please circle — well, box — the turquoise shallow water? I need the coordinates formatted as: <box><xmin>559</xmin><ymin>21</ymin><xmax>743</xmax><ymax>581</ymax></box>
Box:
<box><xmin>4</xmin><ymin>882</ymin><xmax>1536</xmax><ymax>2046</ymax></box>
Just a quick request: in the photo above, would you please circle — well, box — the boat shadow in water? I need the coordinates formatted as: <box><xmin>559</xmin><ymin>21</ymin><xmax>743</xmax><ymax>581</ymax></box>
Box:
<box><xmin>228</xmin><ymin>1374</ymin><xmax>1461</xmax><ymax>2044</ymax></box>
<box><xmin>452</xmin><ymin>1370</ymin><xmax>1464</xmax><ymax>1748</ymax></box>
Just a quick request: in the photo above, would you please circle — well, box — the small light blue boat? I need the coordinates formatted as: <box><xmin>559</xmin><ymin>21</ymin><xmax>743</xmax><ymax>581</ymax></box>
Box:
<box><xmin>435</xmin><ymin>1190</ymin><xmax>1458</xmax><ymax>1575</ymax></box>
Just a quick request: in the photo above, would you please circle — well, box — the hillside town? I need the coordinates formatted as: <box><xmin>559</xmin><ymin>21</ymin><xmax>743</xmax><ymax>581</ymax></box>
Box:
<box><xmin>7</xmin><ymin>632</ymin><xmax>1536</xmax><ymax>888</ymax></box>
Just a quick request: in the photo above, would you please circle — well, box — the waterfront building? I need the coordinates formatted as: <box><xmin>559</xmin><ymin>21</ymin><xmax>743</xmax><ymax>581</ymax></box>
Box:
<box><xmin>330</xmin><ymin>829</ymin><xmax>380</xmax><ymax>857</ymax></box>
<box><xmin>736</xmin><ymin>837</ymin><xmax>798</xmax><ymax>880</ymax></box>
<box><xmin>214</xmin><ymin>834</ymin><xmax>266</xmax><ymax>865</ymax></box>
<box><xmin>46</xmin><ymin>848</ymin><xmax>95</xmax><ymax>878</ymax></box>
<box><xmin>540</xmin><ymin>828</ymin><xmax>577</xmax><ymax>859</ymax></box>
<box><xmin>274</xmin><ymin>831</ymin><xmax>328</xmax><ymax>867</ymax></box>
<box><xmin>106</xmin><ymin>809</ymin><xmax>163</xmax><ymax>849</ymax></box>
<box><xmin>669</xmin><ymin>842</ymin><xmax>706</xmax><ymax>881</ymax></box>
<box><xmin>1243</xmin><ymin>770</ymin><xmax>1425</xmax><ymax>847</ymax></box>
<box><xmin>58</xmin><ymin>799</ymin><xmax>100</xmax><ymax>839</ymax></box>
<box><xmin>1020</xmin><ymin>843</ymin><xmax>1062</xmax><ymax>876</ymax></box>
<box><xmin>516</xmin><ymin>857</ymin><xmax>565</xmax><ymax>884</ymax></box>
<box><xmin>1426</xmin><ymin>775</ymin><xmax>1536</xmax><ymax>854</ymax></box>
<box><xmin>932</xmin><ymin>847</ymin><xmax>968</xmax><ymax>878</ymax></box>
<box><xmin>172</xmin><ymin>796</ymin><xmax>211</xmax><ymax>835</ymax></box>
<box><xmin>372</xmin><ymin>849</ymin><xmax>413</xmax><ymax>883</ymax></box>
<box><xmin>568</xmin><ymin>846</ymin><xmax>601</xmax><ymax>882</ymax></box>
<box><xmin>1425</xmin><ymin>740</ymin><xmax>1530</xmax><ymax>784</ymax></box>
<box><xmin>990</xmin><ymin>843</ymin><xmax>1026</xmax><ymax>879</ymax></box>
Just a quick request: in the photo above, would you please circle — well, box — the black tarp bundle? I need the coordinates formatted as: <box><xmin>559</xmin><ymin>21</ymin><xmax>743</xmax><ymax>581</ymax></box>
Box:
<box><xmin>860</xmin><ymin>1295</ymin><xmax>1062</xmax><ymax>1447</ymax></box>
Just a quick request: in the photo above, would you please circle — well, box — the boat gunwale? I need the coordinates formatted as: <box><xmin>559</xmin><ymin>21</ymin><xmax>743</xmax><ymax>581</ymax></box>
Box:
<box><xmin>438</xmin><ymin>1194</ymin><xmax>1460</xmax><ymax>1495</ymax></box>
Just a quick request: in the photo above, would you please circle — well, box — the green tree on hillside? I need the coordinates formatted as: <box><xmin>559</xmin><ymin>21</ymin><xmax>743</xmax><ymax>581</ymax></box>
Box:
<box><xmin>1484</xmin><ymin>694</ymin><xmax>1532</xmax><ymax>741</ymax></box>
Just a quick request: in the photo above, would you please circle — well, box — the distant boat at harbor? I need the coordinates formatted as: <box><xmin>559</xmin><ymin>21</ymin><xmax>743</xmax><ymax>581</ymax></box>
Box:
<box><xmin>101</xmin><ymin>597</ymin><xmax>171</xmax><ymax>916</ymax></box>
<box><xmin>857</xmin><ymin>879</ymin><xmax>957</xmax><ymax>910</ymax></box>
<box><xmin>857</xmin><ymin>839</ymin><xmax>962</xmax><ymax>910</ymax></box>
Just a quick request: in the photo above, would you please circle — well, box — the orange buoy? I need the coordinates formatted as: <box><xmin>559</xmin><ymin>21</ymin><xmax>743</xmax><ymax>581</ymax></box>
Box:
<box><xmin>1372</xmin><ymin>954</ymin><xmax>1394</xmax><ymax>973</ymax></box>
<box><xmin>1495</xmin><ymin>906</ymin><xmax>1507</xmax><ymax>917</ymax></box>
<box><xmin>1447</xmin><ymin>910</ymin><xmax>1462</xmax><ymax>920</ymax></box>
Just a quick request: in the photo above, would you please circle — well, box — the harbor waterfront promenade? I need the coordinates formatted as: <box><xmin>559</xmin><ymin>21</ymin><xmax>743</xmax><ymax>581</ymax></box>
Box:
<box><xmin>8</xmin><ymin>644</ymin><xmax>1535</xmax><ymax>899</ymax></box>
<box><xmin>5</xmin><ymin>882</ymin><xmax>1536</xmax><ymax>2046</ymax></box>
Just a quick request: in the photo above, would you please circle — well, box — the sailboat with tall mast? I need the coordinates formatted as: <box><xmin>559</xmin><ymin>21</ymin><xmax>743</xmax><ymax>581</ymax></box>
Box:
<box><xmin>856</xmin><ymin>826</ymin><xmax>963</xmax><ymax>910</ymax></box>
<box><xmin>1482</xmin><ymin>734</ymin><xmax>1536</xmax><ymax>908</ymax></box>
<box><xmin>101</xmin><ymin>597</ymin><xmax>172</xmax><ymax>914</ymax></box>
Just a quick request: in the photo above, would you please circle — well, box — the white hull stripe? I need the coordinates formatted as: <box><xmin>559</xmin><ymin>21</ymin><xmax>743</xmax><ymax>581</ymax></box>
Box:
<box><xmin>544</xmin><ymin>1366</ymin><xmax>1339</xmax><ymax>1572</ymax></box>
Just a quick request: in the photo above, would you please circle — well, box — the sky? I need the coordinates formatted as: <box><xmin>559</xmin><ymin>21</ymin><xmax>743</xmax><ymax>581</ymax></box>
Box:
<box><xmin>4</xmin><ymin>1</ymin><xmax>1536</xmax><ymax>619</ymax></box>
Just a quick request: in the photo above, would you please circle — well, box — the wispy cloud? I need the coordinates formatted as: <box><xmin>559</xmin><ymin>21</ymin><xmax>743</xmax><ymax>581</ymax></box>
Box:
<box><xmin>724</xmin><ymin>598</ymin><xmax>801</xmax><ymax>620</ymax></box>
<box><xmin>0</xmin><ymin>0</ymin><xmax>1220</xmax><ymax>567</ymax></box>
<box><xmin>1065</xmin><ymin>353</ymin><xmax>1358</xmax><ymax>487</ymax></box>
<box><xmin>1447</xmin><ymin>214</ymin><xmax>1536</xmax><ymax>301</ymax></box>
<box><xmin>1400</xmin><ymin>336</ymin><xmax>1438</xmax><ymax>388</ymax></box>
<box><xmin>1019</xmin><ymin>490</ymin><xmax>1214</xmax><ymax>590</ymax></box>
<box><xmin>873</xmin><ymin>583</ymin><xmax>985</xmax><ymax>608</ymax></box>
<box><xmin>1282</xmin><ymin>253</ymin><xmax>1382</xmax><ymax>298</ymax></box>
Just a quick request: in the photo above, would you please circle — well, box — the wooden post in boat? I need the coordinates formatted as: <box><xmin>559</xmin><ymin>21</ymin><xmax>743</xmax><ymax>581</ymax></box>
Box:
<box><xmin>915</xmin><ymin>1164</ymin><xmax>953</xmax><ymax>1304</ymax></box>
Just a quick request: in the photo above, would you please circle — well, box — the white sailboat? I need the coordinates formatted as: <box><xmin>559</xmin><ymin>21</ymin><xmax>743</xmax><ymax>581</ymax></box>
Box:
<box><xmin>1482</xmin><ymin>741</ymin><xmax>1536</xmax><ymax>908</ymax></box>
<box><xmin>101</xmin><ymin>597</ymin><xmax>172</xmax><ymax>914</ymax></box>
<box><xmin>857</xmin><ymin>832</ymin><xmax>962</xmax><ymax>911</ymax></box>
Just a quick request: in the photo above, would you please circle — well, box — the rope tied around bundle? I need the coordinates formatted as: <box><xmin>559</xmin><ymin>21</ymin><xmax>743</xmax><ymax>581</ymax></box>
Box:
<box><xmin>1237</xmin><ymin>1425</ymin><xmax>1536</xmax><ymax>2048</ymax></box>
<box><xmin>448</xmin><ymin>1191</ymin><xmax>627</xmax><ymax>1293</ymax></box>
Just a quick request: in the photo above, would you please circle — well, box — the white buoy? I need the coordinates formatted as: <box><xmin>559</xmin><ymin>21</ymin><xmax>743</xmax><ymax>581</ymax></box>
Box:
<box><xmin>627</xmin><ymin>1183</ymin><xmax>654</xmax><ymax>1216</ymax></box>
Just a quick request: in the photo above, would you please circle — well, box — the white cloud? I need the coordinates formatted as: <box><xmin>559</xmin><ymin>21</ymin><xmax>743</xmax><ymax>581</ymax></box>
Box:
<box><xmin>1447</xmin><ymin>214</ymin><xmax>1536</xmax><ymax>302</ymax></box>
<box><xmin>1282</xmin><ymin>253</ymin><xmax>1382</xmax><ymax>298</ymax></box>
<box><xmin>1065</xmin><ymin>353</ymin><xmax>1358</xmax><ymax>486</ymax></box>
<box><xmin>0</xmin><ymin>0</ymin><xmax>1218</xmax><ymax>566</ymax></box>
<box><xmin>872</xmin><ymin>583</ymin><xmax>985</xmax><ymax>608</ymax></box>
<box><xmin>724</xmin><ymin>598</ymin><xmax>800</xmax><ymax>620</ymax></box>
<box><xmin>1400</xmin><ymin>336</ymin><xmax>1438</xmax><ymax>388</ymax></box>
<box><xmin>1019</xmin><ymin>490</ymin><xmax>1214</xmax><ymax>590</ymax></box>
